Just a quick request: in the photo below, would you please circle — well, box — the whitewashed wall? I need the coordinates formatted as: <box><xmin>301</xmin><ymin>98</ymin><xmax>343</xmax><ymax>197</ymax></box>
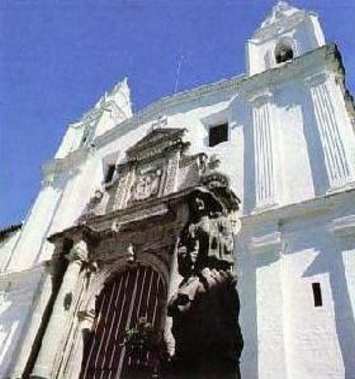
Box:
<box><xmin>1</xmin><ymin>3</ymin><xmax>355</xmax><ymax>378</ymax></box>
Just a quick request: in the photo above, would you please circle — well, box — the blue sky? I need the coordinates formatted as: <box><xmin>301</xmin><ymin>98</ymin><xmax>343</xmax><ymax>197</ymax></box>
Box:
<box><xmin>1</xmin><ymin>0</ymin><xmax>355</xmax><ymax>228</ymax></box>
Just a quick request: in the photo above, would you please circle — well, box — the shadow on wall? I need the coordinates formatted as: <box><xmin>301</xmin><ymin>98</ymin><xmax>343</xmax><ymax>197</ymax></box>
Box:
<box><xmin>298</xmin><ymin>87</ymin><xmax>330</xmax><ymax>195</ymax></box>
<box><xmin>236</xmin><ymin>237</ymin><xmax>258</xmax><ymax>379</ymax></box>
<box><xmin>301</xmin><ymin>234</ymin><xmax>355</xmax><ymax>379</ymax></box>
<box><xmin>274</xmin><ymin>83</ymin><xmax>330</xmax><ymax>196</ymax></box>
<box><xmin>6</xmin><ymin>166</ymin><xmax>82</xmax><ymax>272</ymax></box>
<box><xmin>0</xmin><ymin>276</ymin><xmax>42</xmax><ymax>378</ymax></box>
<box><xmin>229</xmin><ymin>95</ymin><xmax>255</xmax><ymax>214</ymax></box>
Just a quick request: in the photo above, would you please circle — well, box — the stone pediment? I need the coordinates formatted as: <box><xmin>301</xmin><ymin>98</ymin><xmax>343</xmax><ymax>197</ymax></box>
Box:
<box><xmin>77</xmin><ymin>125</ymin><xmax>240</xmax><ymax>229</ymax></box>
<box><xmin>126</xmin><ymin>127</ymin><xmax>188</xmax><ymax>162</ymax></box>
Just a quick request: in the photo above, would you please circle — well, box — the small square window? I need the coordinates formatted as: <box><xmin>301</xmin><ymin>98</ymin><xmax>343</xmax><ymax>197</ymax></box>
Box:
<box><xmin>104</xmin><ymin>164</ymin><xmax>116</xmax><ymax>183</ymax></box>
<box><xmin>312</xmin><ymin>282</ymin><xmax>322</xmax><ymax>307</ymax></box>
<box><xmin>209</xmin><ymin>123</ymin><xmax>228</xmax><ymax>147</ymax></box>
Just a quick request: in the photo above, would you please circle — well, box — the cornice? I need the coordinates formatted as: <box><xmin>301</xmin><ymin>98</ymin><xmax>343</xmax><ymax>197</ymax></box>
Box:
<box><xmin>304</xmin><ymin>71</ymin><xmax>329</xmax><ymax>88</ymax></box>
<box><xmin>42</xmin><ymin>147</ymin><xmax>91</xmax><ymax>180</ymax></box>
<box><xmin>328</xmin><ymin>215</ymin><xmax>355</xmax><ymax>238</ymax></box>
<box><xmin>245</xmin><ymin>89</ymin><xmax>274</xmax><ymax>105</ymax></box>
<box><xmin>241</xmin><ymin>186</ymin><xmax>355</xmax><ymax>229</ymax></box>
<box><xmin>248</xmin><ymin>231</ymin><xmax>282</xmax><ymax>255</ymax></box>
<box><xmin>0</xmin><ymin>263</ymin><xmax>45</xmax><ymax>290</ymax></box>
<box><xmin>239</xmin><ymin>44</ymin><xmax>339</xmax><ymax>96</ymax></box>
<box><xmin>58</xmin><ymin>45</ymin><xmax>340</xmax><ymax>158</ymax></box>
<box><xmin>93</xmin><ymin>75</ymin><xmax>246</xmax><ymax>148</ymax></box>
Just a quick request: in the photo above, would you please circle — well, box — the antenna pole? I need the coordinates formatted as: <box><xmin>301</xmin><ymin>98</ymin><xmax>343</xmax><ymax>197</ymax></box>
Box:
<box><xmin>174</xmin><ymin>54</ymin><xmax>184</xmax><ymax>93</ymax></box>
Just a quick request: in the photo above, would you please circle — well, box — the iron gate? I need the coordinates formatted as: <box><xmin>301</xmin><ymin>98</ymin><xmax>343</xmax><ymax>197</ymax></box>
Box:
<box><xmin>79</xmin><ymin>265</ymin><xmax>166</xmax><ymax>379</ymax></box>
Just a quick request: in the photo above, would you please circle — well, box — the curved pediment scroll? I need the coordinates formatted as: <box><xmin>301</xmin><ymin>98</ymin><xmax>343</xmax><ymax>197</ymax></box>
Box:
<box><xmin>80</xmin><ymin>127</ymin><xmax>229</xmax><ymax>220</ymax></box>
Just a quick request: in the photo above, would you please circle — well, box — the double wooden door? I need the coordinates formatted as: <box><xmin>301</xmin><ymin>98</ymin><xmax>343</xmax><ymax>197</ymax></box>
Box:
<box><xmin>79</xmin><ymin>265</ymin><xmax>166</xmax><ymax>379</ymax></box>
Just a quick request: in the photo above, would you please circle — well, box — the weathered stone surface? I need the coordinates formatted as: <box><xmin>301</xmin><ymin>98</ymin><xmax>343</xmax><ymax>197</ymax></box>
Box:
<box><xmin>167</xmin><ymin>189</ymin><xmax>243</xmax><ymax>379</ymax></box>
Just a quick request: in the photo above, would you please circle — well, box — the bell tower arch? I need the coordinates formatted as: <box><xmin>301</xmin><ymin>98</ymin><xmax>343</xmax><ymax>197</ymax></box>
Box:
<box><xmin>246</xmin><ymin>1</ymin><xmax>326</xmax><ymax>75</ymax></box>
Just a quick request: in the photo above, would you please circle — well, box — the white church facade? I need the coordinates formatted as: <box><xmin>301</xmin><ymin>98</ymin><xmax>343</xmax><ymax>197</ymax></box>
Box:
<box><xmin>1</xmin><ymin>2</ymin><xmax>355</xmax><ymax>378</ymax></box>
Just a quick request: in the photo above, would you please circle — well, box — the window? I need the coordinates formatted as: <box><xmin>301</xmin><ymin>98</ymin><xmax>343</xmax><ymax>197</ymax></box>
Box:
<box><xmin>312</xmin><ymin>282</ymin><xmax>323</xmax><ymax>307</ymax></box>
<box><xmin>104</xmin><ymin>164</ymin><xmax>116</xmax><ymax>183</ymax></box>
<box><xmin>275</xmin><ymin>42</ymin><xmax>294</xmax><ymax>64</ymax></box>
<box><xmin>209</xmin><ymin>123</ymin><xmax>228</xmax><ymax>147</ymax></box>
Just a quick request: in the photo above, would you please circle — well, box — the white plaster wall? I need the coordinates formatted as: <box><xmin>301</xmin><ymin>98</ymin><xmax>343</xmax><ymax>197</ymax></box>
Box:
<box><xmin>0</xmin><ymin>267</ymin><xmax>45</xmax><ymax>378</ymax></box>
<box><xmin>283</xmin><ymin>227</ymin><xmax>344</xmax><ymax>378</ymax></box>
<box><xmin>274</xmin><ymin>82</ymin><xmax>316</xmax><ymax>204</ymax></box>
<box><xmin>238</xmin><ymin>203</ymin><xmax>355</xmax><ymax>379</ymax></box>
<box><xmin>0</xmin><ymin>230</ymin><xmax>21</xmax><ymax>272</ymax></box>
<box><xmin>6</xmin><ymin>180</ymin><xmax>64</xmax><ymax>271</ymax></box>
<box><xmin>3</xmin><ymin>68</ymin><xmax>355</xmax><ymax>378</ymax></box>
<box><xmin>2</xmin><ymin>8</ymin><xmax>355</xmax><ymax>377</ymax></box>
<box><xmin>55</xmin><ymin>123</ymin><xmax>84</xmax><ymax>159</ymax></box>
<box><xmin>255</xmin><ymin>250</ymin><xmax>287</xmax><ymax>378</ymax></box>
<box><xmin>327</xmin><ymin>73</ymin><xmax>355</xmax><ymax>170</ymax></box>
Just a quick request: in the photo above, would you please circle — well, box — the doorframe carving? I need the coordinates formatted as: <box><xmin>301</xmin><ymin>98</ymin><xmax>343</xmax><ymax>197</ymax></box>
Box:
<box><xmin>29</xmin><ymin>127</ymin><xmax>242</xmax><ymax>379</ymax></box>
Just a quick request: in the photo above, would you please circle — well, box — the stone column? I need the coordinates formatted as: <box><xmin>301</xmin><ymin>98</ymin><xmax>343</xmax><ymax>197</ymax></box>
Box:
<box><xmin>61</xmin><ymin>309</ymin><xmax>96</xmax><ymax>379</ymax></box>
<box><xmin>305</xmin><ymin>73</ymin><xmax>353</xmax><ymax>190</ymax></box>
<box><xmin>250</xmin><ymin>91</ymin><xmax>280</xmax><ymax>210</ymax></box>
<box><xmin>30</xmin><ymin>240</ymin><xmax>89</xmax><ymax>379</ymax></box>
<box><xmin>249</xmin><ymin>231</ymin><xmax>289</xmax><ymax>379</ymax></box>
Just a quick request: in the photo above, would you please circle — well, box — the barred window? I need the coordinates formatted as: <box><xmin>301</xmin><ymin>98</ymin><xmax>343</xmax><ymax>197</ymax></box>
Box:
<box><xmin>312</xmin><ymin>282</ymin><xmax>323</xmax><ymax>307</ymax></box>
<box><xmin>209</xmin><ymin>123</ymin><xmax>228</xmax><ymax>147</ymax></box>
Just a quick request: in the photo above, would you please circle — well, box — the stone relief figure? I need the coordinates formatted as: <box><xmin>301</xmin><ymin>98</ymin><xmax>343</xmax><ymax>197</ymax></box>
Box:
<box><xmin>167</xmin><ymin>188</ymin><xmax>243</xmax><ymax>379</ymax></box>
<box><xmin>131</xmin><ymin>168</ymin><xmax>162</xmax><ymax>202</ymax></box>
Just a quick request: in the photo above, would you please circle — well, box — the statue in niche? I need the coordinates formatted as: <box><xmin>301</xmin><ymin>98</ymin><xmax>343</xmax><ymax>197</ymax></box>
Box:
<box><xmin>166</xmin><ymin>188</ymin><xmax>243</xmax><ymax>379</ymax></box>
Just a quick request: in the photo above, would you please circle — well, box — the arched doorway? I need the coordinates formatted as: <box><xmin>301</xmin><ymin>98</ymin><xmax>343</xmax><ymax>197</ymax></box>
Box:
<box><xmin>79</xmin><ymin>265</ymin><xmax>166</xmax><ymax>379</ymax></box>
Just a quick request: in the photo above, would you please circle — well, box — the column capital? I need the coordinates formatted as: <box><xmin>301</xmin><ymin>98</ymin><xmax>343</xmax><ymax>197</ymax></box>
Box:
<box><xmin>329</xmin><ymin>215</ymin><xmax>355</xmax><ymax>238</ymax></box>
<box><xmin>248</xmin><ymin>89</ymin><xmax>274</xmax><ymax>107</ymax></box>
<box><xmin>77</xmin><ymin>309</ymin><xmax>96</xmax><ymax>323</ymax></box>
<box><xmin>67</xmin><ymin>240</ymin><xmax>89</xmax><ymax>264</ymax></box>
<box><xmin>248</xmin><ymin>231</ymin><xmax>282</xmax><ymax>256</ymax></box>
<box><xmin>304</xmin><ymin>72</ymin><xmax>328</xmax><ymax>88</ymax></box>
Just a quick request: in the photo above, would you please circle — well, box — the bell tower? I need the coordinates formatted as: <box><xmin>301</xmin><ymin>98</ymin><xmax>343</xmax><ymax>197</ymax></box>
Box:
<box><xmin>246</xmin><ymin>1</ymin><xmax>326</xmax><ymax>75</ymax></box>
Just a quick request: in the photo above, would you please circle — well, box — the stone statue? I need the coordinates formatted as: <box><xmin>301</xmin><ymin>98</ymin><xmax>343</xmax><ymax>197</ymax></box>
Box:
<box><xmin>167</xmin><ymin>189</ymin><xmax>243</xmax><ymax>379</ymax></box>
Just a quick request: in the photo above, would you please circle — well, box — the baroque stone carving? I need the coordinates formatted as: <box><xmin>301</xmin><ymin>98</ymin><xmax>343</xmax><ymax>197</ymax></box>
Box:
<box><xmin>45</xmin><ymin>125</ymin><xmax>243</xmax><ymax>379</ymax></box>
<box><xmin>167</xmin><ymin>181</ymin><xmax>243</xmax><ymax>379</ymax></box>
<box><xmin>84</xmin><ymin>127</ymin><xmax>217</xmax><ymax>215</ymax></box>
<box><xmin>129</xmin><ymin>165</ymin><xmax>163</xmax><ymax>203</ymax></box>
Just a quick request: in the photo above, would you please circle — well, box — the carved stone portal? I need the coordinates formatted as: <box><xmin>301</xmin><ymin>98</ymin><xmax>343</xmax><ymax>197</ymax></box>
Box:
<box><xmin>43</xmin><ymin>127</ymin><xmax>243</xmax><ymax>379</ymax></box>
<box><xmin>166</xmin><ymin>182</ymin><xmax>243</xmax><ymax>379</ymax></box>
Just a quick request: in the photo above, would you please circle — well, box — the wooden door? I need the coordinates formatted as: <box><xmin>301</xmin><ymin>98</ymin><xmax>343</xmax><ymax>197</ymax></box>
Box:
<box><xmin>79</xmin><ymin>265</ymin><xmax>166</xmax><ymax>379</ymax></box>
